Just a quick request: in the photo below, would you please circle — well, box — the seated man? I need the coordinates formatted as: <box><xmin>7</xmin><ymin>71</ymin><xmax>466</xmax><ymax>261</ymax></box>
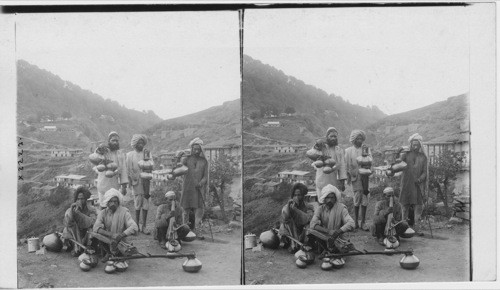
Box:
<box><xmin>155</xmin><ymin>191</ymin><xmax>190</xmax><ymax>249</ymax></box>
<box><xmin>92</xmin><ymin>188</ymin><xmax>138</xmax><ymax>259</ymax></box>
<box><xmin>308</xmin><ymin>184</ymin><xmax>355</xmax><ymax>254</ymax></box>
<box><xmin>278</xmin><ymin>183</ymin><xmax>314</xmax><ymax>253</ymax></box>
<box><xmin>370</xmin><ymin>187</ymin><xmax>409</xmax><ymax>246</ymax></box>
<box><xmin>62</xmin><ymin>186</ymin><xmax>97</xmax><ymax>256</ymax></box>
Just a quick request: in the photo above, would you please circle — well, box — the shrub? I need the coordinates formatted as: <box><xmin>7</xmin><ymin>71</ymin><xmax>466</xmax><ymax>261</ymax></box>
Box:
<box><xmin>47</xmin><ymin>186</ymin><xmax>71</xmax><ymax>207</ymax></box>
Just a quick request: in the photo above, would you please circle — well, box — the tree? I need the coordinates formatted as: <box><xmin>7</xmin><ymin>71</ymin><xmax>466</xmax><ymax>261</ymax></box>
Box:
<box><xmin>284</xmin><ymin>106</ymin><xmax>296</xmax><ymax>114</ymax></box>
<box><xmin>62</xmin><ymin>111</ymin><xmax>72</xmax><ymax>119</ymax></box>
<box><xmin>209</xmin><ymin>154</ymin><xmax>238</xmax><ymax>222</ymax></box>
<box><xmin>428</xmin><ymin>149</ymin><xmax>463</xmax><ymax>216</ymax></box>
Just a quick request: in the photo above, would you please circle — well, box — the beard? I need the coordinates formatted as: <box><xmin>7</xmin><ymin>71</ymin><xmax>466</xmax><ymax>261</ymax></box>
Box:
<box><xmin>326</xmin><ymin>139</ymin><xmax>338</xmax><ymax>147</ymax></box>
<box><xmin>109</xmin><ymin>142</ymin><xmax>120</xmax><ymax>151</ymax></box>
<box><xmin>326</xmin><ymin>201</ymin><xmax>334</xmax><ymax>209</ymax></box>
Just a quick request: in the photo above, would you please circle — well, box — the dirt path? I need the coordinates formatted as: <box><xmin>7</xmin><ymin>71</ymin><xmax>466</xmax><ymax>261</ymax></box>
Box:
<box><xmin>18</xmin><ymin>227</ymin><xmax>242</xmax><ymax>288</ymax></box>
<box><xmin>244</xmin><ymin>224</ymin><xmax>470</xmax><ymax>284</ymax></box>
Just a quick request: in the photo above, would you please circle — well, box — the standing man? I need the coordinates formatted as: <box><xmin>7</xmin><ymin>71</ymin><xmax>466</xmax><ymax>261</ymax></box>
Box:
<box><xmin>178</xmin><ymin>137</ymin><xmax>208</xmax><ymax>239</ymax></box>
<box><xmin>345</xmin><ymin>129</ymin><xmax>371</xmax><ymax>231</ymax></box>
<box><xmin>126</xmin><ymin>134</ymin><xmax>152</xmax><ymax>235</ymax></box>
<box><xmin>95</xmin><ymin>131</ymin><xmax>128</xmax><ymax>209</ymax></box>
<box><xmin>399</xmin><ymin>133</ymin><xmax>428</xmax><ymax>235</ymax></box>
<box><xmin>312</xmin><ymin>127</ymin><xmax>347</xmax><ymax>194</ymax></box>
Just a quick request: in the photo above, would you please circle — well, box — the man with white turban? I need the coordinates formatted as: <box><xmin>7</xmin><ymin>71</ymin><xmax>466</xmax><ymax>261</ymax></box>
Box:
<box><xmin>155</xmin><ymin>191</ymin><xmax>190</xmax><ymax>249</ymax></box>
<box><xmin>95</xmin><ymin>131</ymin><xmax>128</xmax><ymax>209</ymax></box>
<box><xmin>177</xmin><ymin>137</ymin><xmax>208</xmax><ymax>239</ymax></box>
<box><xmin>309</xmin><ymin>184</ymin><xmax>355</xmax><ymax>248</ymax></box>
<box><xmin>399</xmin><ymin>133</ymin><xmax>428</xmax><ymax>235</ymax></box>
<box><xmin>311</xmin><ymin>127</ymin><xmax>347</xmax><ymax>195</ymax></box>
<box><xmin>345</xmin><ymin>129</ymin><xmax>371</xmax><ymax>231</ymax></box>
<box><xmin>126</xmin><ymin>134</ymin><xmax>153</xmax><ymax>235</ymax></box>
<box><xmin>370</xmin><ymin>187</ymin><xmax>409</xmax><ymax>246</ymax></box>
<box><xmin>93</xmin><ymin>188</ymin><xmax>138</xmax><ymax>257</ymax></box>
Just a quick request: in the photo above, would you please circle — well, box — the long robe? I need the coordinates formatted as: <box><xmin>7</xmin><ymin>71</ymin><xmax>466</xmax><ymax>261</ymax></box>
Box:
<box><xmin>399</xmin><ymin>150</ymin><xmax>427</xmax><ymax>205</ymax></box>
<box><xmin>310</xmin><ymin>202</ymin><xmax>355</xmax><ymax>239</ymax></box>
<box><xmin>180</xmin><ymin>155</ymin><xmax>208</xmax><ymax>209</ymax></box>
<box><xmin>278</xmin><ymin>201</ymin><xmax>314</xmax><ymax>246</ymax></box>
<box><xmin>126</xmin><ymin>150</ymin><xmax>153</xmax><ymax>196</ymax></box>
<box><xmin>96</xmin><ymin>149</ymin><xmax>128</xmax><ymax>207</ymax></box>
<box><xmin>345</xmin><ymin>146</ymin><xmax>364</xmax><ymax>192</ymax></box>
<box><xmin>313</xmin><ymin>145</ymin><xmax>347</xmax><ymax>194</ymax></box>
<box><xmin>93</xmin><ymin>206</ymin><xmax>138</xmax><ymax>240</ymax></box>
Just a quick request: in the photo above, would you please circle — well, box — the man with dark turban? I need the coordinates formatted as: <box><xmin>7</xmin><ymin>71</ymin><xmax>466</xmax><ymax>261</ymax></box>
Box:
<box><xmin>345</xmin><ymin>129</ymin><xmax>371</xmax><ymax>231</ymax></box>
<box><xmin>62</xmin><ymin>186</ymin><xmax>97</xmax><ymax>256</ymax></box>
<box><xmin>177</xmin><ymin>137</ymin><xmax>208</xmax><ymax>239</ymax></box>
<box><xmin>278</xmin><ymin>183</ymin><xmax>315</xmax><ymax>253</ymax></box>
<box><xmin>95</xmin><ymin>131</ymin><xmax>128</xmax><ymax>209</ymax></box>
<box><xmin>126</xmin><ymin>134</ymin><xmax>153</xmax><ymax>235</ymax></box>
<box><xmin>399</xmin><ymin>133</ymin><xmax>428</xmax><ymax>235</ymax></box>
<box><xmin>311</xmin><ymin>127</ymin><xmax>347</xmax><ymax>195</ymax></box>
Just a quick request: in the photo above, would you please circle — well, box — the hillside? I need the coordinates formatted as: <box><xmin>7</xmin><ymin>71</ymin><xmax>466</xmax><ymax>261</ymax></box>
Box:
<box><xmin>145</xmin><ymin>99</ymin><xmax>241</xmax><ymax>152</ymax></box>
<box><xmin>242</xmin><ymin>55</ymin><xmax>386</xmax><ymax>146</ymax></box>
<box><xmin>17</xmin><ymin>59</ymin><xmax>162</xmax><ymax>148</ymax></box>
<box><xmin>366</xmin><ymin>94</ymin><xmax>469</xmax><ymax>147</ymax></box>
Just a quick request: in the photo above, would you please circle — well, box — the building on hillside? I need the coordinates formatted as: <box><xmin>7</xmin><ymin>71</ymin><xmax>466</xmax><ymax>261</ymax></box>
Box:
<box><xmin>277</xmin><ymin>170</ymin><xmax>314</xmax><ymax>185</ymax></box>
<box><xmin>423</xmin><ymin>138</ymin><xmax>469</xmax><ymax>170</ymax></box>
<box><xmin>51</xmin><ymin>148</ymin><xmax>84</xmax><ymax>157</ymax></box>
<box><xmin>262</xmin><ymin>121</ymin><xmax>281</xmax><ymax>127</ymax></box>
<box><xmin>204</xmin><ymin>145</ymin><xmax>242</xmax><ymax>162</ymax></box>
<box><xmin>54</xmin><ymin>175</ymin><xmax>93</xmax><ymax>189</ymax></box>
<box><xmin>41</xmin><ymin>126</ymin><xmax>57</xmax><ymax>132</ymax></box>
<box><xmin>273</xmin><ymin>144</ymin><xmax>307</xmax><ymax>154</ymax></box>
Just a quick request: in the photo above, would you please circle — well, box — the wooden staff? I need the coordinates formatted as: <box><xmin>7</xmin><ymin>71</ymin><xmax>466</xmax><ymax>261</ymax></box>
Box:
<box><xmin>384</xmin><ymin>195</ymin><xmax>396</xmax><ymax>239</ymax></box>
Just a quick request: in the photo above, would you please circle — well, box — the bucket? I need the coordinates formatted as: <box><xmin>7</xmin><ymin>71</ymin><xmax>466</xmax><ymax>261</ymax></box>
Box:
<box><xmin>244</xmin><ymin>234</ymin><xmax>257</xmax><ymax>249</ymax></box>
<box><xmin>28</xmin><ymin>237</ymin><xmax>40</xmax><ymax>253</ymax></box>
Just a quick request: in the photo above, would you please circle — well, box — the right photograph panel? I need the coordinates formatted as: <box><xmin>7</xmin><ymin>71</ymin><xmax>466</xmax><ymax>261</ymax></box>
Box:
<box><xmin>242</xmin><ymin>7</ymin><xmax>470</xmax><ymax>284</ymax></box>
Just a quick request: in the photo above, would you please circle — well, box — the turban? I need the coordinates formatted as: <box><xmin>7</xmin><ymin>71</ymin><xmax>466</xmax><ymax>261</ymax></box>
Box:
<box><xmin>131</xmin><ymin>134</ymin><xmax>147</xmax><ymax>149</ymax></box>
<box><xmin>326</xmin><ymin>127</ymin><xmax>338</xmax><ymax>136</ymax></box>
<box><xmin>165</xmin><ymin>191</ymin><xmax>176</xmax><ymax>199</ymax></box>
<box><xmin>108</xmin><ymin>131</ymin><xmax>119</xmax><ymax>140</ymax></box>
<box><xmin>189</xmin><ymin>137</ymin><xmax>204</xmax><ymax>148</ymax></box>
<box><xmin>318</xmin><ymin>184</ymin><xmax>341</xmax><ymax>204</ymax></box>
<box><xmin>349</xmin><ymin>129</ymin><xmax>366</xmax><ymax>144</ymax></box>
<box><xmin>408</xmin><ymin>133</ymin><xmax>423</xmax><ymax>144</ymax></box>
<box><xmin>102</xmin><ymin>188</ymin><xmax>123</xmax><ymax>207</ymax></box>
<box><xmin>383</xmin><ymin>187</ymin><xmax>395</xmax><ymax>196</ymax></box>
<box><xmin>290</xmin><ymin>183</ymin><xmax>309</xmax><ymax>199</ymax></box>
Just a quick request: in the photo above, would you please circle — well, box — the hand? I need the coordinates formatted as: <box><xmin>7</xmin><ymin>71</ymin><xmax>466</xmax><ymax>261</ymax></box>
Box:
<box><xmin>331</xmin><ymin>229</ymin><xmax>343</xmax><ymax>240</ymax></box>
<box><xmin>167</xmin><ymin>211</ymin><xmax>175</xmax><ymax>219</ymax></box>
<box><xmin>288</xmin><ymin>199</ymin><xmax>297</xmax><ymax>209</ymax></box>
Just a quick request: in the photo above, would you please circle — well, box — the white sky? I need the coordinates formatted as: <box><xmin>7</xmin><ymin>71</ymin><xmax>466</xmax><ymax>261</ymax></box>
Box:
<box><xmin>244</xmin><ymin>7</ymin><xmax>470</xmax><ymax>115</ymax></box>
<box><xmin>15</xmin><ymin>12</ymin><xmax>240</xmax><ymax>120</ymax></box>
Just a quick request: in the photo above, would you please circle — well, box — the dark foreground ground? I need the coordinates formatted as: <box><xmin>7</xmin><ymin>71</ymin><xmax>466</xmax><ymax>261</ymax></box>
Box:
<box><xmin>244</xmin><ymin>222</ymin><xmax>470</xmax><ymax>285</ymax></box>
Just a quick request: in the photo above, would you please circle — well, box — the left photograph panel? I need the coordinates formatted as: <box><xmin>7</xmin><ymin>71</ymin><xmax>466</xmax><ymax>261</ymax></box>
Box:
<box><xmin>15</xmin><ymin>11</ymin><xmax>242</xmax><ymax>288</ymax></box>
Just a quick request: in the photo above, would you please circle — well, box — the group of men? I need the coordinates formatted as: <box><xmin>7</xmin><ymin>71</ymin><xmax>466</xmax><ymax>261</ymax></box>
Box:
<box><xmin>279</xmin><ymin>127</ymin><xmax>428</xmax><ymax>254</ymax></box>
<box><xmin>62</xmin><ymin>131</ymin><xmax>209</xmax><ymax>259</ymax></box>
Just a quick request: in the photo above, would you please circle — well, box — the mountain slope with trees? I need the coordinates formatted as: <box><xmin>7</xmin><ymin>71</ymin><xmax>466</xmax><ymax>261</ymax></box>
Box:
<box><xmin>17</xmin><ymin>60</ymin><xmax>162</xmax><ymax>147</ymax></box>
<box><xmin>242</xmin><ymin>55</ymin><xmax>387</xmax><ymax>146</ymax></box>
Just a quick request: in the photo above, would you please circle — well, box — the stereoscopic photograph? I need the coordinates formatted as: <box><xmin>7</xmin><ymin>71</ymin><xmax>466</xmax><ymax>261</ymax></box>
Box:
<box><xmin>14</xmin><ymin>11</ymin><xmax>242</xmax><ymax>288</ymax></box>
<box><xmin>242</xmin><ymin>6</ymin><xmax>475</xmax><ymax>285</ymax></box>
